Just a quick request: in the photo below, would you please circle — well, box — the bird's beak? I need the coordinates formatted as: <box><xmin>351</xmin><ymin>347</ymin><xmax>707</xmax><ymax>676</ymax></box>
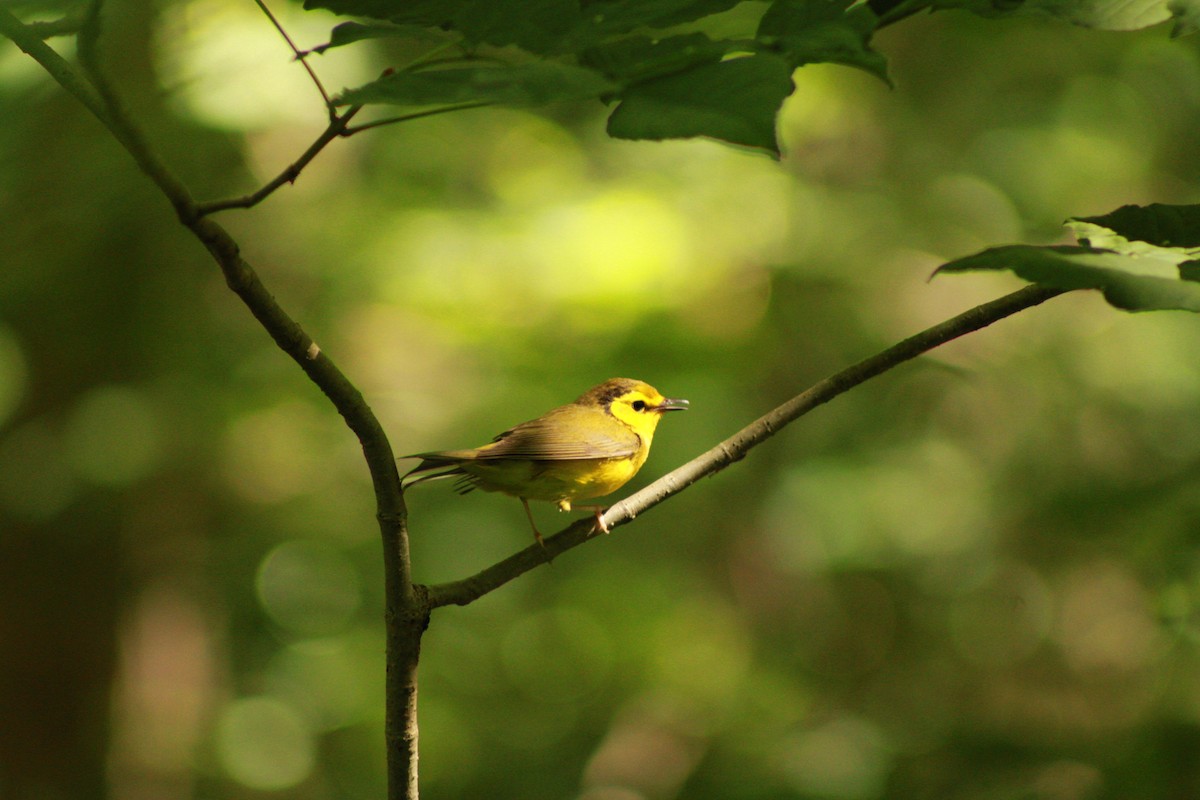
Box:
<box><xmin>657</xmin><ymin>398</ymin><xmax>689</xmax><ymax>412</ymax></box>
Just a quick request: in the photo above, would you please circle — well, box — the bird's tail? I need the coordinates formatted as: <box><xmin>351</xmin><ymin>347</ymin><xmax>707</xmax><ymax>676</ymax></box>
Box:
<box><xmin>400</xmin><ymin>451</ymin><xmax>481</xmax><ymax>495</ymax></box>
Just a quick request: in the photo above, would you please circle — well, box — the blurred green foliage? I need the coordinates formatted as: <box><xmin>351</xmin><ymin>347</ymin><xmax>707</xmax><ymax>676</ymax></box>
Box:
<box><xmin>4</xmin><ymin>1</ymin><xmax>1200</xmax><ymax>799</ymax></box>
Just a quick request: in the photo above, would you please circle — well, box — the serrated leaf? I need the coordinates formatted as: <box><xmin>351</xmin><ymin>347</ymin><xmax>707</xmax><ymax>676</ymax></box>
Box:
<box><xmin>938</xmin><ymin>245</ymin><xmax>1200</xmax><ymax>312</ymax></box>
<box><xmin>581</xmin><ymin>33</ymin><xmax>733</xmax><ymax>82</ymax></box>
<box><xmin>606</xmin><ymin>54</ymin><xmax>794</xmax><ymax>154</ymax></box>
<box><xmin>757</xmin><ymin>0</ymin><xmax>889</xmax><ymax>81</ymax></box>
<box><xmin>338</xmin><ymin>63</ymin><xmax>614</xmax><ymax>107</ymax></box>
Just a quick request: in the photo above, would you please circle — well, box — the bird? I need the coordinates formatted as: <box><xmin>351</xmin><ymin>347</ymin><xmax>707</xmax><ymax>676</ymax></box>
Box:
<box><xmin>401</xmin><ymin>378</ymin><xmax>688</xmax><ymax>546</ymax></box>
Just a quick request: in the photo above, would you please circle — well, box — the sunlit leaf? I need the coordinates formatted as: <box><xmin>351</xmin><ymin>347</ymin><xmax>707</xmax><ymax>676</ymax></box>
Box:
<box><xmin>1070</xmin><ymin>203</ymin><xmax>1200</xmax><ymax>249</ymax></box>
<box><xmin>929</xmin><ymin>0</ymin><xmax>1184</xmax><ymax>29</ymax></box>
<box><xmin>938</xmin><ymin>244</ymin><xmax>1200</xmax><ymax>312</ymax></box>
<box><xmin>606</xmin><ymin>54</ymin><xmax>794</xmax><ymax>154</ymax></box>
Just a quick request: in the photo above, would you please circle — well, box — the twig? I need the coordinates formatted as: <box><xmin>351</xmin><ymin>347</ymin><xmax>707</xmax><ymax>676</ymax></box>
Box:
<box><xmin>195</xmin><ymin>105</ymin><xmax>363</xmax><ymax>216</ymax></box>
<box><xmin>425</xmin><ymin>283</ymin><xmax>1067</xmax><ymax>608</ymax></box>
<box><xmin>253</xmin><ymin>0</ymin><xmax>333</xmax><ymax>110</ymax></box>
<box><xmin>0</xmin><ymin>7</ymin><xmax>424</xmax><ymax>798</ymax></box>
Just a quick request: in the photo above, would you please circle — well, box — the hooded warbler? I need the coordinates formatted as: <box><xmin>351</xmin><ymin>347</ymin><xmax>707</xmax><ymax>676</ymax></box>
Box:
<box><xmin>402</xmin><ymin>378</ymin><xmax>688</xmax><ymax>545</ymax></box>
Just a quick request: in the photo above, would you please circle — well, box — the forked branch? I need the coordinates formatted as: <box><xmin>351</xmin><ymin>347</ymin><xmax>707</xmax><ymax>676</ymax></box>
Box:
<box><xmin>0</xmin><ymin>6</ymin><xmax>421</xmax><ymax>797</ymax></box>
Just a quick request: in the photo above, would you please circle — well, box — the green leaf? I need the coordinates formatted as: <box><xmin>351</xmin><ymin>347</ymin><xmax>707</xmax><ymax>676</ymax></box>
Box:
<box><xmin>581</xmin><ymin>33</ymin><xmax>733</xmax><ymax>82</ymax></box>
<box><xmin>1070</xmin><ymin>203</ymin><xmax>1200</xmax><ymax>249</ymax></box>
<box><xmin>584</xmin><ymin>0</ymin><xmax>745</xmax><ymax>33</ymax></box>
<box><xmin>304</xmin><ymin>22</ymin><xmax>447</xmax><ymax>55</ymax></box>
<box><xmin>757</xmin><ymin>0</ymin><xmax>889</xmax><ymax>81</ymax></box>
<box><xmin>938</xmin><ymin>245</ymin><xmax>1200</xmax><ymax>312</ymax></box>
<box><xmin>302</xmin><ymin>0</ymin><xmax>466</xmax><ymax>24</ymax></box>
<box><xmin>338</xmin><ymin>63</ymin><xmax>614</xmax><ymax>107</ymax></box>
<box><xmin>931</xmin><ymin>0</ymin><xmax>1181</xmax><ymax>30</ymax></box>
<box><xmin>453</xmin><ymin>0</ymin><xmax>588</xmax><ymax>54</ymax></box>
<box><xmin>1179</xmin><ymin>260</ymin><xmax>1200</xmax><ymax>282</ymax></box>
<box><xmin>1170</xmin><ymin>0</ymin><xmax>1200</xmax><ymax>35</ymax></box>
<box><xmin>606</xmin><ymin>54</ymin><xmax>794</xmax><ymax>154</ymax></box>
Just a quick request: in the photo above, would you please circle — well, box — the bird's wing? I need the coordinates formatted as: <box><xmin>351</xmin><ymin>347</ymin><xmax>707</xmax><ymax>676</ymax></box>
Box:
<box><xmin>474</xmin><ymin>406</ymin><xmax>641</xmax><ymax>461</ymax></box>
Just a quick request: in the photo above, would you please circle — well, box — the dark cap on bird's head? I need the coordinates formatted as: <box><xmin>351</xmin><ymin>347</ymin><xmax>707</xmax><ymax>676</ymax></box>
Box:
<box><xmin>576</xmin><ymin>378</ymin><xmax>688</xmax><ymax>412</ymax></box>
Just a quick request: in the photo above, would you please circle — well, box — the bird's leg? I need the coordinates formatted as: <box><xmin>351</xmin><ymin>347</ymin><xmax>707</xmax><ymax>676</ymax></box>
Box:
<box><xmin>555</xmin><ymin>499</ymin><xmax>609</xmax><ymax>536</ymax></box>
<box><xmin>521</xmin><ymin>497</ymin><xmax>546</xmax><ymax>548</ymax></box>
<box><xmin>579</xmin><ymin>505</ymin><xmax>610</xmax><ymax>536</ymax></box>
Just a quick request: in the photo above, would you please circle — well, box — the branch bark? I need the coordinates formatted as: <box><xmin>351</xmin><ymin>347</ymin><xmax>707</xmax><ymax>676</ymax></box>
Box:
<box><xmin>425</xmin><ymin>283</ymin><xmax>1067</xmax><ymax>608</ymax></box>
<box><xmin>0</xmin><ymin>8</ymin><xmax>426</xmax><ymax>798</ymax></box>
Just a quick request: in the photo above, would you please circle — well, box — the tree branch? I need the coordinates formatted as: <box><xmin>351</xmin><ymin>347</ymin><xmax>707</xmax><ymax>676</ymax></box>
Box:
<box><xmin>195</xmin><ymin>105</ymin><xmax>363</xmax><ymax>216</ymax></box>
<box><xmin>425</xmin><ymin>283</ymin><xmax>1067</xmax><ymax>608</ymax></box>
<box><xmin>2</xmin><ymin>7</ymin><xmax>424</xmax><ymax>798</ymax></box>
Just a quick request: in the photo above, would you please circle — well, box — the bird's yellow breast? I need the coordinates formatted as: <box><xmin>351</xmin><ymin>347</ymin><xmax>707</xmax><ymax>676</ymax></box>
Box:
<box><xmin>459</xmin><ymin>445</ymin><xmax>649</xmax><ymax>504</ymax></box>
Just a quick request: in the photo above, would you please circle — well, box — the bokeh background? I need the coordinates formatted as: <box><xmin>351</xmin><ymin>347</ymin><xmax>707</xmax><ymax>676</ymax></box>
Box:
<box><xmin>4</xmin><ymin>2</ymin><xmax>1200</xmax><ymax>798</ymax></box>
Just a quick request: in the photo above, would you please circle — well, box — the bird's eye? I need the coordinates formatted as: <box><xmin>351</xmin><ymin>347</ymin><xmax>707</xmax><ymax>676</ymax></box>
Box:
<box><xmin>631</xmin><ymin>400</ymin><xmax>647</xmax><ymax>411</ymax></box>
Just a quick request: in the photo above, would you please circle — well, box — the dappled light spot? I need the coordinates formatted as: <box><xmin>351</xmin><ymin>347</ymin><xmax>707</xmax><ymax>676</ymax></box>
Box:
<box><xmin>215</xmin><ymin>696</ymin><xmax>315</xmax><ymax>791</ymax></box>
<box><xmin>775</xmin><ymin>716</ymin><xmax>893</xmax><ymax>799</ymax></box>
<box><xmin>64</xmin><ymin>384</ymin><xmax>165</xmax><ymax>487</ymax></box>
<box><xmin>157</xmin><ymin>0</ymin><xmax>366</xmax><ymax>131</ymax></box>
<box><xmin>582</xmin><ymin>698</ymin><xmax>706</xmax><ymax>798</ymax></box>
<box><xmin>221</xmin><ymin>401</ymin><xmax>334</xmax><ymax>504</ymax></box>
<box><xmin>647</xmin><ymin>598</ymin><xmax>752</xmax><ymax>714</ymax></box>
<box><xmin>256</xmin><ymin>539</ymin><xmax>362</xmax><ymax>636</ymax></box>
<box><xmin>948</xmin><ymin>561</ymin><xmax>1055</xmax><ymax>668</ymax></box>
<box><xmin>1057</xmin><ymin>561</ymin><xmax>1165</xmax><ymax>674</ymax></box>
<box><xmin>265</xmin><ymin>635</ymin><xmax>378</xmax><ymax>732</ymax></box>
<box><xmin>762</xmin><ymin>439</ymin><xmax>991</xmax><ymax>573</ymax></box>
<box><xmin>109</xmin><ymin>585</ymin><xmax>215</xmax><ymax>788</ymax></box>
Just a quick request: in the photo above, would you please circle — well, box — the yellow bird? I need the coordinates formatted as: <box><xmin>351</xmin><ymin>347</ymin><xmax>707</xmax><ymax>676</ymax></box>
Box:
<box><xmin>402</xmin><ymin>378</ymin><xmax>688</xmax><ymax>545</ymax></box>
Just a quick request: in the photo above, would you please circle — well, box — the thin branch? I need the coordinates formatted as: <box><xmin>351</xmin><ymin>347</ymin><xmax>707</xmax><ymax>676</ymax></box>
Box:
<box><xmin>2</xmin><ymin>7</ymin><xmax>425</xmax><ymax>798</ymax></box>
<box><xmin>425</xmin><ymin>283</ymin><xmax>1067</xmax><ymax>608</ymax></box>
<box><xmin>195</xmin><ymin>105</ymin><xmax>363</xmax><ymax>216</ymax></box>
<box><xmin>0</xmin><ymin>9</ymin><xmax>109</xmax><ymax>128</ymax></box>
<box><xmin>252</xmin><ymin>0</ymin><xmax>334</xmax><ymax>111</ymax></box>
